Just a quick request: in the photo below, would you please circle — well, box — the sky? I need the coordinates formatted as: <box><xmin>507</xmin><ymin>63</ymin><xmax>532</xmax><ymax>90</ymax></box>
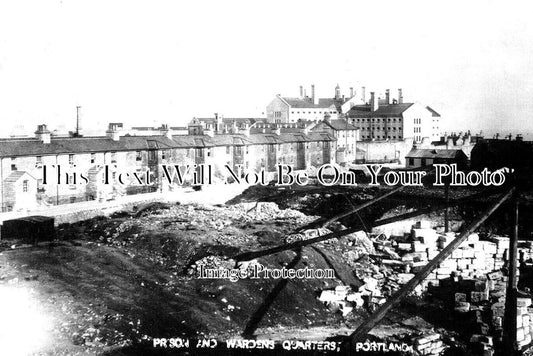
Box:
<box><xmin>0</xmin><ymin>0</ymin><xmax>532</xmax><ymax>137</ymax></box>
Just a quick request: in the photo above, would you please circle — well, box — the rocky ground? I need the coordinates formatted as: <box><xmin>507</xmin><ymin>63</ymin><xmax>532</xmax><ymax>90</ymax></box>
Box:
<box><xmin>0</xmin><ymin>183</ymin><xmax>528</xmax><ymax>355</ymax></box>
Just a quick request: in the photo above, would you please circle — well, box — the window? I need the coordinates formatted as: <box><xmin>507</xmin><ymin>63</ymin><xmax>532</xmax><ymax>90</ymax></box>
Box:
<box><xmin>136</xmin><ymin>151</ymin><xmax>142</xmax><ymax>161</ymax></box>
<box><xmin>90</xmin><ymin>153</ymin><xmax>96</xmax><ymax>164</ymax></box>
<box><xmin>70</xmin><ymin>197</ymin><xmax>76</xmax><ymax>204</ymax></box>
<box><xmin>226</xmin><ymin>146</ymin><xmax>230</xmax><ymax>154</ymax></box>
<box><xmin>148</xmin><ymin>150</ymin><xmax>156</xmax><ymax>161</ymax></box>
<box><xmin>69</xmin><ymin>154</ymin><xmax>74</xmax><ymax>165</ymax></box>
<box><xmin>162</xmin><ymin>150</ymin><xmax>169</xmax><ymax>160</ymax></box>
<box><xmin>36</xmin><ymin>156</ymin><xmax>42</xmax><ymax>165</ymax></box>
<box><xmin>245</xmin><ymin>146</ymin><xmax>249</xmax><ymax>154</ymax></box>
<box><xmin>274</xmin><ymin>111</ymin><xmax>282</xmax><ymax>118</ymax></box>
<box><xmin>195</xmin><ymin>148</ymin><xmax>204</xmax><ymax>158</ymax></box>
<box><xmin>11</xmin><ymin>157</ymin><xmax>16</xmax><ymax>171</ymax></box>
<box><xmin>111</xmin><ymin>152</ymin><xmax>117</xmax><ymax>163</ymax></box>
<box><xmin>207</xmin><ymin>148</ymin><xmax>212</xmax><ymax>157</ymax></box>
<box><xmin>409</xmin><ymin>158</ymin><xmax>414</xmax><ymax>166</ymax></box>
<box><xmin>22</xmin><ymin>180</ymin><xmax>28</xmax><ymax>192</ymax></box>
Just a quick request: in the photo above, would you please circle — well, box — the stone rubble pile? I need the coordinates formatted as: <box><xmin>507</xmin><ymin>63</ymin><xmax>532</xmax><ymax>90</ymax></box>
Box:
<box><xmin>316</xmin><ymin>220</ymin><xmax>533</xmax><ymax>354</ymax></box>
<box><xmin>412</xmin><ymin>333</ymin><xmax>446</xmax><ymax>355</ymax></box>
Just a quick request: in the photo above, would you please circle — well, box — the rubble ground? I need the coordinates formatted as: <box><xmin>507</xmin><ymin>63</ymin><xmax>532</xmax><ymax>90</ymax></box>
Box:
<box><xmin>0</xmin><ymin>201</ymin><xmax>393</xmax><ymax>355</ymax></box>
<box><xmin>1</xmin><ymin>184</ymin><xmax>529</xmax><ymax>355</ymax></box>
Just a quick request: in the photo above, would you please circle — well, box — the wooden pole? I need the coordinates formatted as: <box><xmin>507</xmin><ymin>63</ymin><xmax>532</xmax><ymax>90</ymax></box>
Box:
<box><xmin>233</xmin><ymin>225</ymin><xmax>361</xmax><ymax>262</ymax></box>
<box><xmin>444</xmin><ymin>181</ymin><xmax>450</xmax><ymax>232</ymax></box>
<box><xmin>344</xmin><ymin>187</ymin><xmax>515</xmax><ymax>347</ymax></box>
<box><xmin>502</xmin><ymin>193</ymin><xmax>519</xmax><ymax>355</ymax></box>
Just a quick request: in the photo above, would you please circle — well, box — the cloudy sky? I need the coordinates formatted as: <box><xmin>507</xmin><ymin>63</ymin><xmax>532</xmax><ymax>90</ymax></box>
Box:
<box><xmin>0</xmin><ymin>0</ymin><xmax>532</xmax><ymax>137</ymax></box>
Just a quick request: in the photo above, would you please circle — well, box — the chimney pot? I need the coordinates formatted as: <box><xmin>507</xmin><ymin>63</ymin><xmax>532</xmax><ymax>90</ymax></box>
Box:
<box><xmin>398</xmin><ymin>88</ymin><xmax>403</xmax><ymax>104</ymax></box>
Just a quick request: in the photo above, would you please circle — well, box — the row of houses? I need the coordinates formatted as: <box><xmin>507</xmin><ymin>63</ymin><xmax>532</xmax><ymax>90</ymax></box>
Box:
<box><xmin>0</xmin><ymin>123</ymin><xmax>337</xmax><ymax>212</ymax></box>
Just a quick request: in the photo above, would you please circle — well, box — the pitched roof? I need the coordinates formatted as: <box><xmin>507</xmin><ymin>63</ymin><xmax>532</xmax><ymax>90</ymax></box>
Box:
<box><xmin>0</xmin><ymin>137</ymin><xmax>127</xmax><ymax>157</ymax></box>
<box><xmin>426</xmin><ymin>106</ymin><xmax>441</xmax><ymax>117</ymax></box>
<box><xmin>281</xmin><ymin>97</ymin><xmax>345</xmax><ymax>111</ymax></box>
<box><xmin>347</xmin><ymin>103</ymin><xmax>414</xmax><ymax>118</ymax></box>
<box><xmin>324</xmin><ymin>119</ymin><xmax>358</xmax><ymax>131</ymax></box>
<box><xmin>0</xmin><ymin>129</ymin><xmax>338</xmax><ymax>158</ymax></box>
<box><xmin>4</xmin><ymin>171</ymin><xmax>34</xmax><ymax>182</ymax></box>
<box><xmin>195</xmin><ymin>118</ymin><xmax>263</xmax><ymax>125</ymax></box>
<box><xmin>405</xmin><ymin>149</ymin><xmax>466</xmax><ymax>159</ymax></box>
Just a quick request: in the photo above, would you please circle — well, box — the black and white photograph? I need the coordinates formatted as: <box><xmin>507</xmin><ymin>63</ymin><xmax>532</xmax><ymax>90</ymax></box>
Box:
<box><xmin>0</xmin><ymin>1</ymin><xmax>532</xmax><ymax>355</ymax></box>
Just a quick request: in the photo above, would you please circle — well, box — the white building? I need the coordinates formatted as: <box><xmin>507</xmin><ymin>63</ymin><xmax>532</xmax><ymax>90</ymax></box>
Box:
<box><xmin>266</xmin><ymin>84</ymin><xmax>363</xmax><ymax>124</ymax></box>
<box><xmin>347</xmin><ymin>89</ymin><xmax>442</xmax><ymax>143</ymax></box>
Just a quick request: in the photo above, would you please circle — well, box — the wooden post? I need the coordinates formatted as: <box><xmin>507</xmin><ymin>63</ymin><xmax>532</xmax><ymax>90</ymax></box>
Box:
<box><xmin>444</xmin><ymin>180</ymin><xmax>450</xmax><ymax>232</ymax></box>
<box><xmin>344</xmin><ymin>187</ymin><xmax>514</xmax><ymax>348</ymax></box>
<box><xmin>233</xmin><ymin>225</ymin><xmax>361</xmax><ymax>262</ymax></box>
<box><xmin>502</xmin><ymin>193</ymin><xmax>519</xmax><ymax>355</ymax></box>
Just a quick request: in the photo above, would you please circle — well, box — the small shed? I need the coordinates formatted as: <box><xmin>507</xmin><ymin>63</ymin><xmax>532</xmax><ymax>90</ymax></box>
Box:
<box><xmin>405</xmin><ymin>148</ymin><xmax>468</xmax><ymax>169</ymax></box>
<box><xmin>1</xmin><ymin>216</ymin><xmax>55</xmax><ymax>243</ymax></box>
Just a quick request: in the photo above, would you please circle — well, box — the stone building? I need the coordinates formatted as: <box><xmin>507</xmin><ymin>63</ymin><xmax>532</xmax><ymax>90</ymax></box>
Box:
<box><xmin>347</xmin><ymin>89</ymin><xmax>442</xmax><ymax>143</ymax></box>
<box><xmin>265</xmin><ymin>84</ymin><xmax>362</xmax><ymax>124</ymax></box>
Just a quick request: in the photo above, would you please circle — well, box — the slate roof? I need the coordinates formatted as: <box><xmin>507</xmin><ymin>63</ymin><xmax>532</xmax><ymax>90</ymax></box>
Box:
<box><xmin>4</xmin><ymin>171</ymin><xmax>34</xmax><ymax>182</ymax></box>
<box><xmin>347</xmin><ymin>103</ymin><xmax>414</xmax><ymax>118</ymax></box>
<box><xmin>405</xmin><ymin>149</ymin><xmax>466</xmax><ymax>159</ymax></box>
<box><xmin>426</xmin><ymin>106</ymin><xmax>441</xmax><ymax>117</ymax></box>
<box><xmin>324</xmin><ymin>119</ymin><xmax>358</xmax><ymax>131</ymax></box>
<box><xmin>0</xmin><ymin>137</ymin><xmax>127</xmax><ymax>157</ymax></box>
<box><xmin>281</xmin><ymin>97</ymin><xmax>345</xmax><ymax>111</ymax></box>
<box><xmin>0</xmin><ymin>131</ymin><xmax>337</xmax><ymax>158</ymax></box>
<box><xmin>195</xmin><ymin>118</ymin><xmax>263</xmax><ymax>125</ymax></box>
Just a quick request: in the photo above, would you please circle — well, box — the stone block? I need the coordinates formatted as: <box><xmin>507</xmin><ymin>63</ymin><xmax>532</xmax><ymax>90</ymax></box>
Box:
<box><xmin>318</xmin><ymin>290</ymin><xmax>345</xmax><ymax>302</ymax></box>
<box><xmin>412</xmin><ymin>241</ymin><xmax>429</xmax><ymax>253</ymax></box>
<box><xmin>518</xmin><ymin>298</ymin><xmax>532</xmax><ymax>308</ymax></box>
<box><xmin>462</xmin><ymin>248</ymin><xmax>475</xmax><ymax>259</ymax></box>
<box><xmin>414</xmin><ymin>333</ymin><xmax>440</xmax><ymax>345</ymax></box>
<box><xmin>517</xmin><ymin>327</ymin><xmax>525</xmax><ymax>342</ymax></box>
<box><xmin>455</xmin><ymin>293</ymin><xmax>467</xmax><ymax>303</ymax></box>
<box><xmin>468</xmin><ymin>233</ymin><xmax>480</xmax><ymax>243</ymax></box>
<box><xmin>455</xmin><ymin>302</ymin><xmax>470</xmax><ymax>313</ymax></box>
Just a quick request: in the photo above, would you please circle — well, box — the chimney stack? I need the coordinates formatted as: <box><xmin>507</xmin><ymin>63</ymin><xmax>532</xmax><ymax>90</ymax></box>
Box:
<box><xmin>75</xmin><ymin>106</ymin><xmax>82</xmax><ymax>137</ymax></box>
<box><xmin>398</xmin><ymin>88</ymin><xmax>403</xmax><ymax>104</ymax></box>
<box><xmin>385</xmin><ymin>89</ymin><xmax>390</xmax><ymax>104</ymax></box>
<box><xmin>311</xmin><ymin>84</ymin><xmax>318</xmax><ymax>105</ymax></box>
<box><xmin>370</xmin><ymin>92</ymin><xmax>379</xmax><ymax>112</ymax></box>
<box><xmin>350</xmin><ymin>87</ymin><xmax>354</xmax><ymax>98</ymax></box>
<box><xmin>161</xmin><ymin>124</ymin><xmax>173</xmax><ymax>139</ymax></box>
<box><xmin>35</xmin><ymin>124</ymin><xmax>51</xmax><ymax>144</ymax></box>
<box><xmin>361</xmin><ymin>86</ymin><xmax>366</xmax><ymax>103</ymax></box>
<box><xmin>299</xmin><ymin>85</ymin><xmax>303</xmax><ymax>98</ymax></box>
<box><xmin>106</xmin><ymin>123</ymin><xmax>121</xmax><ymax>141</ymax></box>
